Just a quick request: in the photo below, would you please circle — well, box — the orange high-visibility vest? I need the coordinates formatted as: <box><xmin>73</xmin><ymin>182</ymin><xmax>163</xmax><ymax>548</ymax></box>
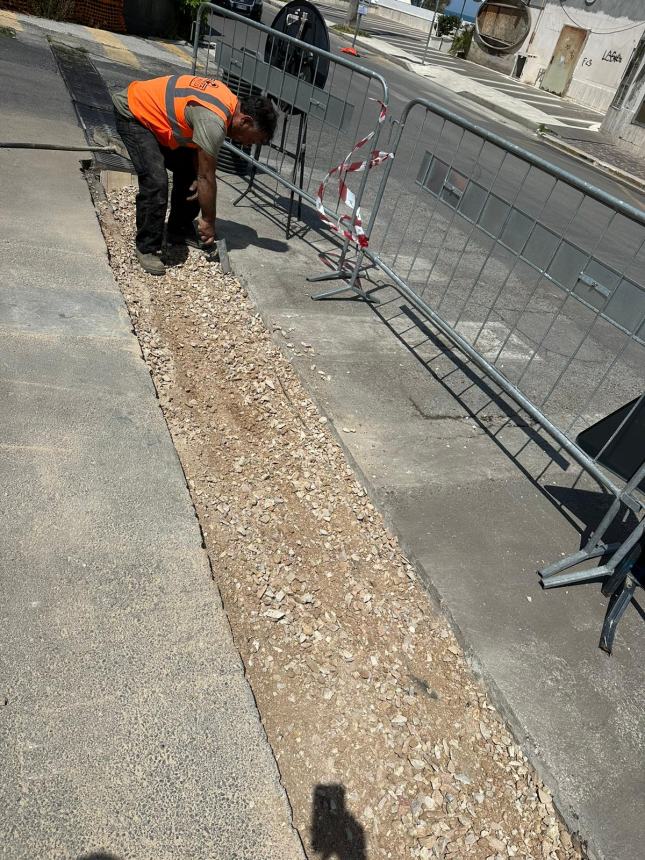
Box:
<box><xmin>127</xmin><ymin>75</ymin><xmax>238</xmax><ymax>149</ymax></box>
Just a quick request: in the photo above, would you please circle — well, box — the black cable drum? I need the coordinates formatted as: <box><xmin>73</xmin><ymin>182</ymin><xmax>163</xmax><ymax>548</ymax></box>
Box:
<box><xmin>475</xmin><ymin>0</ymin><xmax>530</xmax><ymax>55</ymax></box>
<box><xmin>265</xmin><ymin>0</ymin><xmax>330</xmax><ymax>110</ymax></box>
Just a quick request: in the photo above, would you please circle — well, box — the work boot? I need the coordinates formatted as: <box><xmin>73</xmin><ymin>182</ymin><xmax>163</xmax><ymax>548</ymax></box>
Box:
<box><xmin>135</xmin><ymin>248</ymin><xmax>165</xmax><ymax>276</ymax></box>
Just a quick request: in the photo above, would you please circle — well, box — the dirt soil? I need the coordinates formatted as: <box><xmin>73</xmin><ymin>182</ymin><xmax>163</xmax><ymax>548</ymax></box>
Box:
<box><xmin>97</xmin><ymin>184</ymin><xmax>585</xmax><ymax>860</ymax></box>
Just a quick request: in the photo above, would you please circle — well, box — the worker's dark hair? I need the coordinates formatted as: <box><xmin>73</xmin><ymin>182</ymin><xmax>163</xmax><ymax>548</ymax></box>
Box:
<box><xmin>240</xmin><ymin>95</ymin><xmax>278</xmax><ymax>142</ymax></box>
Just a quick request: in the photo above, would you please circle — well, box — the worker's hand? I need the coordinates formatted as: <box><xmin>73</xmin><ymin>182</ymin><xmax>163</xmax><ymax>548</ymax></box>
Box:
<box><xmin>186</xmin><ymin>180</ymin><xmax>198</xmax><ymax>202</ymax></box>
<box><xmin>196</xmin><ymin>217</ymin><xmax>216</xmax><ymax>246</ymax></box>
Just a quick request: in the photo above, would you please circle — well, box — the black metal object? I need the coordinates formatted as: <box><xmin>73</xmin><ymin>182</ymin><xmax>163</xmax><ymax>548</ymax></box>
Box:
<box><xmin>265</xmin><ymin>0</ymin><xmax>330</xmax><ymax>98</ymax></box>
<box><xmin>540</xmin><ymin>396</ymin><xmax>645</xmax><ymax>653</ymax></box>
<box><xmin>599</xmin><ymin>541</ymin><xmax>642</xmax><ymax>654</ymax></box>
<box><xmin>576</xmin><ymin>397</ymin><xmax>645</xmax><ymax>494</ymax></box>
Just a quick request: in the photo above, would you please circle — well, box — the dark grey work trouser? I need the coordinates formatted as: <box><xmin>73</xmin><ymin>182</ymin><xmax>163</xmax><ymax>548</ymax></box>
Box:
<box><xmin>115</xmin><ymin>110</ymin><xmax>199</xmax><ymax>253</ymax></box>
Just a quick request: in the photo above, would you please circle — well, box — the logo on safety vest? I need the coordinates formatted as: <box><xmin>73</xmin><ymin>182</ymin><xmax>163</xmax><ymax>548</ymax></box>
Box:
<box><xmin>189</xmin><ymin>77</ymin><xmax>220</xmax><ymax>91</ymax></box>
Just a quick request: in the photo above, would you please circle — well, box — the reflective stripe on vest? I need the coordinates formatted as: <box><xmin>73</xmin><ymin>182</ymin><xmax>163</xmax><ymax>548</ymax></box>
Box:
<box><xmin>165</xmin><ymin>76</ymin><xmax>192</xmax><ymax>146</ymax></box>
<box><xmin>127</xmin><ymin>75</ymin><xmax>238</xmax><ymax>149</ymax></box>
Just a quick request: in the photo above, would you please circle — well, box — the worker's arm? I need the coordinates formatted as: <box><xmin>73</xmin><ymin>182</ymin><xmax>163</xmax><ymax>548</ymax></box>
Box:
<box><xmin>195</xmin><ymin>147</ymin><xmax>217</xmax><ymax>246</ymax></box>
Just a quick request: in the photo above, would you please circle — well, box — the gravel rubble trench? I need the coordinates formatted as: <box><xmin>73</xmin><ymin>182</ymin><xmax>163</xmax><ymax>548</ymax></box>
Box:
<box><xmin>96</xmin><ymin>184</ymin><xmax>587</xmax><ymax>860</ymax></box>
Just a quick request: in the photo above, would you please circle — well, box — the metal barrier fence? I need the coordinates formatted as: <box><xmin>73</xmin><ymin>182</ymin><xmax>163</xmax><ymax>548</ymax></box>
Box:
<box><xmin>185</xmin><ymin>6</ymin><xmax>642</xmax><ymax>647</ymax></box>
<box><xmin>343</xmin><ymin>98</ymin><xmax>645</xmax><ymax>651</ymax></box>
<box><xmin>191</xmin><ymin>3</ymin><xmax>388</xmax><ymax>251</ymax></box>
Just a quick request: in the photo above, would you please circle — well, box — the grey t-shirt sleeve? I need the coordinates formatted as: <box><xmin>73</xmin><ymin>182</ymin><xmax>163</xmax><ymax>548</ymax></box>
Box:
<box><xmin>111</xmin><ymin>87</ymin><xmax>133</xmax><ymax>119</ymax></box>
<box><xmin>184</xmin><ymin>105</ymin><xmax>226</xmax><ymax>159</ymax></box>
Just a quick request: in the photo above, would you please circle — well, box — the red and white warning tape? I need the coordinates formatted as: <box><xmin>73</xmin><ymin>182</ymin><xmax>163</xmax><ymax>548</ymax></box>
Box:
<box><xmin>315</xmin><ymin>101</ymin><xmax>393</xmax><ymax>250</ymax></box>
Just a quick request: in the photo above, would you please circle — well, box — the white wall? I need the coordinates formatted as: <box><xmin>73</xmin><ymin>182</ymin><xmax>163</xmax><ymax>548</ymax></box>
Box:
<box><xmin>601</xmin><ymin>46</ymin><xmax>645</xmax><ymax>156</ymax></box>
<box><xmin>521</xmin><ymin>2</ymin><xmax>645</xmax><ymax>113</ymax></box>
<box><xmin>369</xmin><ymin>0</ymin><xmax>438</xmax><ymax>29</ymax></box>
<box><xmin>376</xmin><ymin>0</ymin><xmax>432</xmax><ymax>21</ymax></box>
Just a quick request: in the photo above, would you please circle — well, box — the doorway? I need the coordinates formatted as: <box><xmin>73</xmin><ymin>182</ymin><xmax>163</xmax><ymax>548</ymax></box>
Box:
<box><xmin>540</xmin><ymin>25</ymin><xmax>588</xmax><ymax>97</ymax></box>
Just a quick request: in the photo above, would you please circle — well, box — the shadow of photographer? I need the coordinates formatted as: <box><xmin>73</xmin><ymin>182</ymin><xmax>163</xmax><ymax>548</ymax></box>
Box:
<box><xmin>77</xmin><ymin>853</ymin><xmax>122</xmax><ymax>860</ymax></box>
<box><xmin>311</xmin><ymin>783</ymin><xmax>367</xmax><ymax>860</ymax></box>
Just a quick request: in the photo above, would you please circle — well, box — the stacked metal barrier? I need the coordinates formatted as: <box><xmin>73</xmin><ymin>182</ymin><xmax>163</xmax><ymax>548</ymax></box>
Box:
<box><xmin>192</xmin><ymin>2</ymin><xmax>387</xmax><ymax>252</ymax></box>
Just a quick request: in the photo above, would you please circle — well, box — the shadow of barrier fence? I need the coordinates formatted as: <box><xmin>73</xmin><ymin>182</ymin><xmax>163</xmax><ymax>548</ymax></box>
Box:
<box><xmin>189</xmin><ymin>8</ymin><xmax>644</xmax><ymax>652</ymax></box>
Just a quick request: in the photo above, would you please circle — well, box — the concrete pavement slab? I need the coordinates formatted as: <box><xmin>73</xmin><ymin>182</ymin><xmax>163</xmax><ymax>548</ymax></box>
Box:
<box><xmin>0</xmin><ymin>31</ymin><xmax>304</xmax><ymax>860</ymax></box>
<box><xmin>0</xmin><ymin>388</ymin><xmax>200</xmax><ymax>545</ymax></box>
<box><xmin>1</xmin><ymin>240</ymin><xmax>117</xmax><ymax>294</ymax></box>
<box><xmin>0</xmin><ymin>151</ymin><xmax>110</xmax><ymax>249</ymax></box>
<box><xmin>0</xmin><ymin>329</ymin><xmax>140</xmax><ymax>394</ymax></box>
<box><xmin>0</xmin><ymin>282</ymin><xmax>131</xmax><ymax>337</ymax></box>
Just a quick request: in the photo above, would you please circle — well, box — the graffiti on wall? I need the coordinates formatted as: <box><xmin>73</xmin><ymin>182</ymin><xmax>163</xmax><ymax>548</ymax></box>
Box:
<box><xmin>602</xmin><ymin>49</ymin><xmax>623</xmax><ymax>63</ymax></box>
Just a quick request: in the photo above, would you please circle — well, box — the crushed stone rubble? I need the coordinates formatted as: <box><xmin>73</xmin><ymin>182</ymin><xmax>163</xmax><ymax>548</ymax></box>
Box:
<box><xmin>98</xmin><ymin>185</ymin><xmax>585</xmax><ymax>860</ymax></box>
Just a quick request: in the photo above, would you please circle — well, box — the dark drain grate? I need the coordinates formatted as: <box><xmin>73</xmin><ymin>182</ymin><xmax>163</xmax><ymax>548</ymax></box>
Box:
<box><xmin>92</xmin><ymin>149</ymin><xmax>134</xmax><ymax>172</ymax></box>
<box><xmin>50</xmin><ymin>41</ymin><xmax>133</xmax><ymax>173</ymax></box>
<box><xmin>214</xmin><ymin>71</ymin><xmax>263</xmax><ymax>177</ymax></box>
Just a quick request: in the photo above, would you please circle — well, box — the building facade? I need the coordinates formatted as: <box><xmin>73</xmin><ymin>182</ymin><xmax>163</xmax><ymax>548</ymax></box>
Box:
<box><xmin>601</xmin><ymin>32</ymin><xmax>645</xmax><ymax>156</ymax></box>
<box><xmin>520</xmin><ymin>0</ymin><xmax>645</xmax><ymax>114</ymax></box>
<box><xmin>470</xmin><ymin>1</ymin><xmax>645</xmax><ymax>121</ymax></box>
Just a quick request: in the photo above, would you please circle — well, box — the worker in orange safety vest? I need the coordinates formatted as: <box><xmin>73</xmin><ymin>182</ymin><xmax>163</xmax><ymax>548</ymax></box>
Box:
<box><xmin>112</xmin><ymin>74</ymin><xmax>277</xmax><ymax>275</ymax></box>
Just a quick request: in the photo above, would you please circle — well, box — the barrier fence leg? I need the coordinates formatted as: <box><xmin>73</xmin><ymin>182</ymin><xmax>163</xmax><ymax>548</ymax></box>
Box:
<box><xmin>310</xmin><ymin>252</ymin><xmax>379</xmax><ymax>303</ymax></box>
<box><xmin>286</xmin><ymin>113</ymin><xmax>306</xmax><ymax>239</ymax></box>
<box><xmin>232</xmin><ymin>141</ymin><xmax>262</xmax><ymax>207</ymax></box>
<box><xmin>540</xmin><ymin>518</ymin><xmax>644</xmax><ymax>588</ymax></box>
<box><xmin>541</xmin><ymin>464</ymin><xmax>645</xmax><ymax>585</ymax></box>
<box><xmin>540</xmin><ymin>506</ymin><xmax>643</xmax><ymax>653</ymax></box>
<box><xmin>600</xmin><ymin>573</ymin><xmax>639</xmax><ymax>654</ymax></box>
<box><xmin>306</xmin><ymin>239</ymin><xmax>351</xmax><ymax>283</ymax></box>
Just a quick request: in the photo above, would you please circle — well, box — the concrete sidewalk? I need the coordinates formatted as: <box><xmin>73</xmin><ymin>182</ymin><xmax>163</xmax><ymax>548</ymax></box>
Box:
<box><xmin>538</xmin><ymin>128</ymin><xmax>645</xmax><ymax>193</ymax></box>
<box><xmin>0</xmin><ymin>32</ymin><xmax>304</xmax><ymax>860</ymax></box>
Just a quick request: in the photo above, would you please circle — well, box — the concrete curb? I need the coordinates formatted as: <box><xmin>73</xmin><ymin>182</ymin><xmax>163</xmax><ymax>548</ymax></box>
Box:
<box><xmin>538</xmin><ymin>131</ymin><xmax>645</xmax><ymax>194</ymax></box>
